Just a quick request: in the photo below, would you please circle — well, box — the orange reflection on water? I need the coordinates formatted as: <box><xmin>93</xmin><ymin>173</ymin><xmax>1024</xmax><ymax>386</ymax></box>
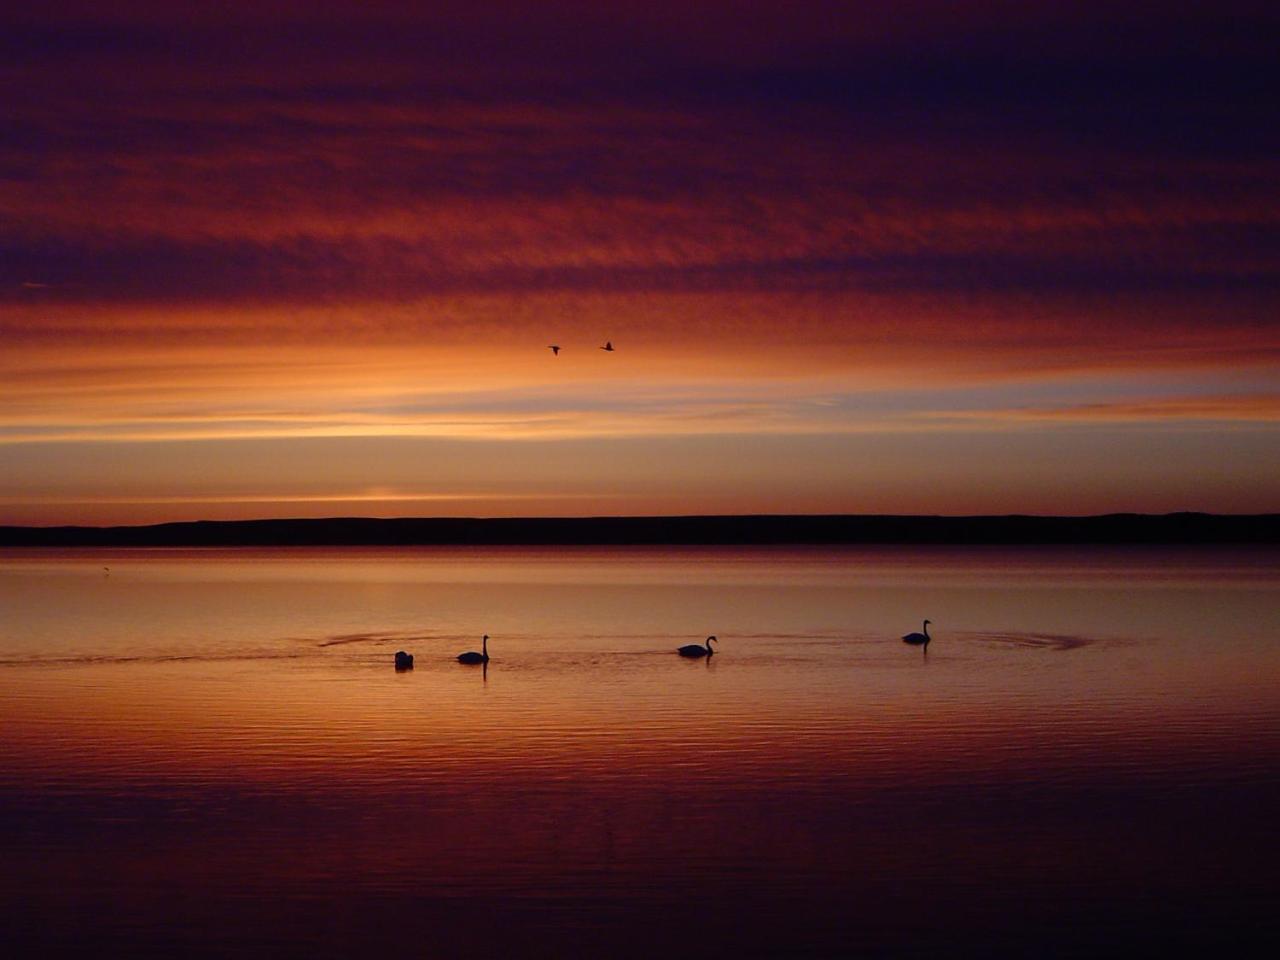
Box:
<box><xmin>2</xmin><ymin>546</ymin><xmax>1279</xmax><ymax>957</ymax></box>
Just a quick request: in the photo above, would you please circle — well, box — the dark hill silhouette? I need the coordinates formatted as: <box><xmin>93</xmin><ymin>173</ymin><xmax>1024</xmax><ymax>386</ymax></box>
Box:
<box><xmin>1</xmin><ymin>513</ymin><xmax>1276</xmax><ymax>547</ymax></box>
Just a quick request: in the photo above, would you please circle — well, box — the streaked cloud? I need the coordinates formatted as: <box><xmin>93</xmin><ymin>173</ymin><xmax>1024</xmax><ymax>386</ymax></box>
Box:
<box><xmin>1</xmin><ymin>2</ymin><xmax>1277</xmax><ymax>522</ymax></box>
<box><xmin>942</xmin><ymin>394</ymin><xmax>1280</xmax><ymax>425</ymax></box>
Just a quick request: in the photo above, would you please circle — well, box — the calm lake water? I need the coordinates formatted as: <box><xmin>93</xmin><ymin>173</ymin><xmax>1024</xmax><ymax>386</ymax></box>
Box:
<box><xmin>2</xmin><ymin>545</ymin><xmax>1278</xmax><ymax>957</ymax></box>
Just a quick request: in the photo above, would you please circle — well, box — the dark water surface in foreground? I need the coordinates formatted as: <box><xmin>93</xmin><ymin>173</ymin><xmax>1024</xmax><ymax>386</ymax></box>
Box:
<box><xmin>2</xmin><ymin>546</ymin><xmax>1278</xmax><ymax>957</ymax></box>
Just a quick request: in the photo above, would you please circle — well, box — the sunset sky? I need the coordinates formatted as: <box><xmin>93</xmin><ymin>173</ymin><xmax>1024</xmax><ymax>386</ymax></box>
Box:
<box><xmin>3</xmin><ymin>1</ymin><xmax>1277</xmax><ymax>524</ymax></box>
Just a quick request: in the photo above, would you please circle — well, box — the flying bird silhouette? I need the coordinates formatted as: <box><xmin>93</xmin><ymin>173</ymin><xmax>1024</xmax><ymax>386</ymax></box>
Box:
<box><xmin>548</xmin><ymin>345</ymin><xmax>560</xmax><ymax>355</ymax></box>
<box><xmin>600</xmin><ymin>341</ymin><xmax>614</xmax><ymax>352</ymax></box>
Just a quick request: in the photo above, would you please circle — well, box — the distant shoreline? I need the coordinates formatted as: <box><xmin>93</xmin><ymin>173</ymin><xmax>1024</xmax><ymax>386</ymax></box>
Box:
<box><xmin>2</xmin><ymin>514</ymin><xmax>1277</xmax><ymax>547</ymax></box>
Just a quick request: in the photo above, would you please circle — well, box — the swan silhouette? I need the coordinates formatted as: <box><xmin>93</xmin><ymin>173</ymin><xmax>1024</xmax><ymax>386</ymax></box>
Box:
<box><xmin>600</xmin><ymin>341</ymin><xmax>614</xmax><ymax>352</ymax></box>
<box><xmin>902</xmin><ymin>620</ymin><xmax>931</xmax><ymax>647</ymax></box>
<box><xmin>457</xmin><ymin>634</ymin><xmax>490</xmax><ymax>664</ymax></box>
<box><xmin>394</xmin><ymin>650</ymin><xmax>414</xmax><ymax>670</ymax></box>
<box><xmin>548</xmin><ymin>345</ymin><xmax>560</xmax><ymax>355</ymax></box>
<box><xmin>677</xmin><ymin>635</ymin><xmax>717</xmax><ymax>658</ymax></box>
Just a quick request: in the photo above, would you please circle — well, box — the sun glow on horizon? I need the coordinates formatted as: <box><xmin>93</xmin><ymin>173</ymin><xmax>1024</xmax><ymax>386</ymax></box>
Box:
<box><xmin>2</xmin><ymin>3</ymin><xmax>1277</xmax><ymax>524</ymax></box>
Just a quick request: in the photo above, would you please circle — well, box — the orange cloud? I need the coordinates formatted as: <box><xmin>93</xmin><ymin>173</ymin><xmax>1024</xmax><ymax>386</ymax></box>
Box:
<box><xmin>941</xmin><ymin>394</ymin><xmax>1280</xmax><ymax>425</ymax></box>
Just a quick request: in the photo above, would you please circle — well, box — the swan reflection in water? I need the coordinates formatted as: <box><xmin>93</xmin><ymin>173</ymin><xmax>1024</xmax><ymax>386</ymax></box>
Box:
<box><xmin>902</xmin><ymin>620</ymin><xmax>932</xmax><ymax>657</ymax></box>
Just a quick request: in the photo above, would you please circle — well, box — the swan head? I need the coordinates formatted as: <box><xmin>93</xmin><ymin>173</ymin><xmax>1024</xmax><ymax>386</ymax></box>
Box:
<box><xmin>707</xmin><ymin>635</ymin><xmax>717</xmax><ymax>644</ymax></box>
<box><xmin>924</xmin><ymin>620</ymin><xmax>931</xmax><ymax>626</ymax></box>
